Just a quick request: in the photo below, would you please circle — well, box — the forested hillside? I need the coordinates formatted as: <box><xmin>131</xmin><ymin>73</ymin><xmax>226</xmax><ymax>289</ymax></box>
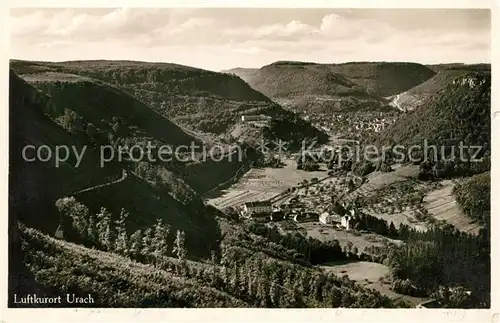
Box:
<box><xmin>388</xmin><ymin>64</ymin><xmax>491</xmax><ymax>111</ymax></box>
<box><xmin>11</xmin><ymin>60</ymin><xmax>327</xmax><ymax>146</ymax></box>
<box><xmin>372</xmin><ymin>72</ymin><xmax>490</xmax><ymax>156</ymax></box>
<box><xmin>16</xmin><ymin>219</ymin><xmax>404</xmax><ymax>308</ymax></box>
<box><xmin>9</xmin><ymin>70</ymin><xmax>220</xmax><ymax>258</ymax></box>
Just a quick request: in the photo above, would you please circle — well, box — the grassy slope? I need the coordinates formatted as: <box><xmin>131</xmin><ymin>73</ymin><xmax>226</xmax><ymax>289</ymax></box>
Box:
<box><xmin>18</xmin><ymin>71</ymin><xmax>197</xmax><ymax>147</ymax></box>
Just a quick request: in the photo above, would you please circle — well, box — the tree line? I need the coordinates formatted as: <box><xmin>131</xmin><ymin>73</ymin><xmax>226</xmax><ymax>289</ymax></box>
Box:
<box><xmin>55</xmin><ymin>197</ymin><xmax>188</xmax><ymax>264</ymax></box>
<box><xmin>246</xmin><ymin>222</ymin><xmax>359</xmax><ymax>265</ymax></box>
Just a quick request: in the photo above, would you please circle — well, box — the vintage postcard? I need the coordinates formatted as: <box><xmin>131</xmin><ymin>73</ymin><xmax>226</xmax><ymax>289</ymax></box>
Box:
<box><xmin>1</xmin><ymin>1</ymin><xmax>496</xmax><ymax>322</ymax></box>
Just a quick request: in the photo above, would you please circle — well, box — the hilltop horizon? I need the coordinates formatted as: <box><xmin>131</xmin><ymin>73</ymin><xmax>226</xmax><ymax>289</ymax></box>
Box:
<box><xmin>10</xmin><ymin>58</ymin><xmax>492</xmax><ymax>73</ymax></box>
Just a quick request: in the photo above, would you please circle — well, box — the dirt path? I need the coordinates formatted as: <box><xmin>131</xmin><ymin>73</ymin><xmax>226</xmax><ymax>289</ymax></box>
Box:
<box><xmin>72</xmin><ymin>169</ymin><xmax>128</xmax><ymax>196</ymax></box>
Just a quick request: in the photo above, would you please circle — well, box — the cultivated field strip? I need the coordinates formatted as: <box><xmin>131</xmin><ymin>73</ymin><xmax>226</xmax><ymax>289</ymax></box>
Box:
<box><xmin>423</xmin><ymin>183</ymin><xmax>482</xmax><ymax>235</ymax></box>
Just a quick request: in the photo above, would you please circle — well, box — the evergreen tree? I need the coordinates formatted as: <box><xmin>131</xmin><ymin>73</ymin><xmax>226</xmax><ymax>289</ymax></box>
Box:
<box><xmin>128</xmin><ymin>229</ymin><xmax>143</xmax><ymax>260</ymax></box>
<box><xmin>55</xmin><ymin>197</ymin><xmax>90</xmax><ymax>240</ymax></box>
<box><xmin>283</xmin><ymin>274</ymin><xmax>295</xmax><ymax>307</ymax></box>
<box><xmin>220</xmin><ymin>266</ymin><xmax>230</xmax><ymax>286</ymax></box>
<box><xmin>141</xmin><ymin>228</ymin><xmax>154</xmax><ymax>262</ymax></box>
<box><xmin>173</xmin><ymin>230</ymin><xmax>187</xmax><ymax>260</ymax></box>
<box><xmin>114</xmin><ymin>208</ymin><xmax>129</xmax><ymax>255</ymax></box>
<box><xmin>96</xmin><ymin>207</ymin><xmax>112</xmax><ymax>248</ymax></box>
<box><xmin>153</xmin><ymin>219</ymin><xmax>170</xmax><ymax>259</ymax></box>
<box><xmin>87</xmin><ymin>214</ymin><xmax>98</xmax><ymax>246</ymax></box>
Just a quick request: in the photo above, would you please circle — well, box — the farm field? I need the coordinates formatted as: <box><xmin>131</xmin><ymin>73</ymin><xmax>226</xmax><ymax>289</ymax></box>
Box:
<box><xmin>320</xmin><ymin>261</ymin><xmax>428</xmax><ymax>306</ymax></box>
<box><xmin>423</xmin><ymin>180</ymin><xmax>482</xmax><ymax>235</ymax></box>
<box><xmin>348</xmin><ymin>163</ymin><xmax>420</xmax><ymax>200</ymax></box>
<box><xmin>295</xmin><ymin>222</ymin><xmax>403</xmax><ymax>253</ymax></box>
<box><xmin>206</xmin><ymin>158</ymin><xmax>328</xmax><ymax>209</ymax></box>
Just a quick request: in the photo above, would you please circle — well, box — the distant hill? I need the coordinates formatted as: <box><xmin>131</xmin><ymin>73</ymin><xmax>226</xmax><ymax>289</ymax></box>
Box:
<box><xmin>372</xmin><ymin>72</ymin><xmax>491</xmax><ymax>155</ymax></box>
<box><xmin>11</xmin><ymin>60</ymin><xmax>326</xmax><ymax>147</ymax></box>
<box><xmin>426</xmin><ymin>63</ymin><xmax>491</xmax><ymax>73</ymax></box>
<box><xmin>319</xmin><ymin>62</ymin><xmax>436</xmax><ymax>97</ymax></box>
<box><xmin>225</xmin><ymin>61</ymin><xmax>436</xmax><ymax>113</ymax></box>
<box><xmin>19</xmin><ymin>71</ymin><xmax>198</xmax><ymax>147</ymax></box>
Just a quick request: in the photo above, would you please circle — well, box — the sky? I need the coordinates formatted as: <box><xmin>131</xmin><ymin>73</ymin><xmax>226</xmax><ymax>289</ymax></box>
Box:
<box><xmin>10</xmin><ymin>8</ymin><xmax>491</xmax><ymax>71</ymax></box>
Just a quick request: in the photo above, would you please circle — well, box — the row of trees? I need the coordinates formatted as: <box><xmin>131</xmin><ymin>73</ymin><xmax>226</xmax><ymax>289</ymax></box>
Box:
<box><xmin>349</xmin><ymin>213</ymin><xmax>399</xmax><ymax>239</ymax></box>
<box><xmin>55</xmin><ymin>197</ymin><xmax>188</xmax><ymax>263</ymax></box>
<box><xmin>189</xmin><ymin>246</ymin><xmax>398</xmax><ymax>308</ymax></box>
<box><xmin>418</xmin><ymin>157</ymin><xmax>490</xmax><ymax>180</ymax></box>
<box><xmin>246</xmin><ymin>222</ymin><xmax>358</xmax><ymax>264</ymax></box>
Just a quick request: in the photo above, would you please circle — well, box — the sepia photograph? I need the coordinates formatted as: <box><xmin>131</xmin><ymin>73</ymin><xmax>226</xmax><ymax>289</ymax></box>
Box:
<box><xmin>6</xmin><ymin>6</ymin><xmax>492</xmax><ymax>312</ymax></box>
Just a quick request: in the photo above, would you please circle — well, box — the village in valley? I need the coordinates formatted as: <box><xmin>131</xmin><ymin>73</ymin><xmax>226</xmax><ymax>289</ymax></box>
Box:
<box><xmin>9</xmin><ymin>8</ymin><xmax>490</xmax><ymax>310</ymax></box>
<box><xmin>207</xmin><ymin>119</ymin><xmax>483</xmax><ymax>306</ymax></box>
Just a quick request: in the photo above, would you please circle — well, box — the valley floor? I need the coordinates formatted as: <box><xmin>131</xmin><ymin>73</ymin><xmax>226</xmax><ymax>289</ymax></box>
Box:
<box><xmin>206</xmin><ymin>158</ymin><xmax>327</xmax><ymax>209</ymax></box>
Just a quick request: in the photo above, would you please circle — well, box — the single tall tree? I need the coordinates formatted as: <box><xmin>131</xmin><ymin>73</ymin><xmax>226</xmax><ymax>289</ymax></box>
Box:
<box><xmin>128</xmin><ymin>229</ymin><xmax>143</xmax><ymax>260</ymax></box>
<box><xmin>173</xmin><ymin>230</ymin><xmax>187</xmax><ymax>260</ymax></box>
<box><xmin>115</xmin><ymin>208</ymin><xmax>129</xmax><ymax>255</ymax></box>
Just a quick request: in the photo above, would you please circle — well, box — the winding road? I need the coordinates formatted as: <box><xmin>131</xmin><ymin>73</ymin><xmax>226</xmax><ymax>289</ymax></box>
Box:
<box><xmin>72</xmin><ymin>169</ymin><xmax>128</xmax><ymax>196</ymax></box>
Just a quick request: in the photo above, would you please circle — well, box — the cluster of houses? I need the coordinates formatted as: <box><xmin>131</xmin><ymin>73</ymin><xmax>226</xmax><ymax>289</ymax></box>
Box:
<box><xmin>240</xmin><ymin>199</ymin><xmax>355</xmax><ymax>230</ymax></box>
<box><xmin>308</xmin><ymin>113</ymin><xmax>397</xmax><ymax>137</ymax></box>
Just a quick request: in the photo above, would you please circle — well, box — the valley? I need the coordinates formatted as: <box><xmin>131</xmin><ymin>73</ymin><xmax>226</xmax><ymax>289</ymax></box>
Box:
<box><xmin>10</xmin><ymin>58</ymin><xmax>491</xmax><ymax>309</ymax></box>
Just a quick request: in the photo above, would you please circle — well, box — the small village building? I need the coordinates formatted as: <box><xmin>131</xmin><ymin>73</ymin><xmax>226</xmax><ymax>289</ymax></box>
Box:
<box><xmin>243</xmin><ymin>200</ymin><xmax>272</xmax><ymax>215</ymax></box>
<box><xmin>319</xmin><ymin>212</ymin><xmax>340</xmax><ymax>225</ymax></box>
<box><xmin>341</xmin><ymin>215</ymin><xmax>353</xmax><ymax>230</ymax></box>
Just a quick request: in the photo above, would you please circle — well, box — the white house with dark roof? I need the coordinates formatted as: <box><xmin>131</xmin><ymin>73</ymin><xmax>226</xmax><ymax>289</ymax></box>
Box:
<box><xmin>243</xmin><ymin>200</ymin><xmax>272</xmax><ymax>215</ymax></box>
<box><xmin>319</xmin><ymin>212</ymin><xmax>341</xmax><ymax>225</ymax></box>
